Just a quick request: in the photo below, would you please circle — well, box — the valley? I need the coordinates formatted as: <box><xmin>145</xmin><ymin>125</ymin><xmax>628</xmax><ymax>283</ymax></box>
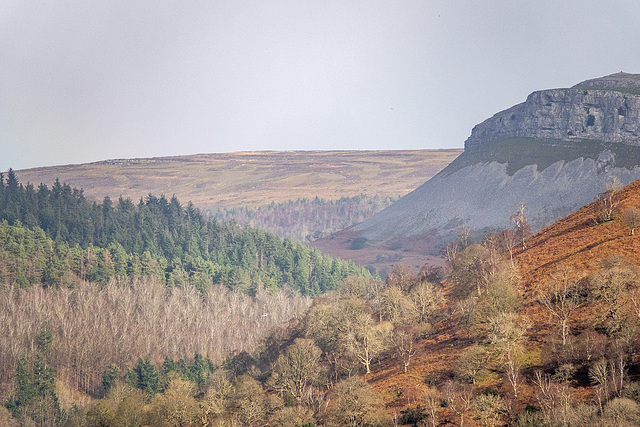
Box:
<box><xmin>4</xmin><ymin>73</ymin><xmax>640</xmax><ymax>426</ymax></box>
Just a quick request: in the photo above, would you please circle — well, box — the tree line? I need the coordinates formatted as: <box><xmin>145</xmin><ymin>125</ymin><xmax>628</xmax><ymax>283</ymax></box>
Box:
<box><xmin>2</xmin><ymin>268</ymin><xmax>443</xmax><ymax>426</ymax></box>
<box><xmin>0</xmin><ymin>170</ymin><xmax>372</xmax><ymax>295</ymax></box>
<box><xmin>6</xmin><ymin>203</ymin><xmax>640</xmax><ymax>425</ymax></box>
<box><xmin>212</xmin><ymin>194</ymin><xmax>396</xmax><ymax>243</ymax></box>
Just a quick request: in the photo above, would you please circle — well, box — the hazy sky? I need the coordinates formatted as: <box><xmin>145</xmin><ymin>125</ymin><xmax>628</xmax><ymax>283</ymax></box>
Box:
<box><xmin>2</xmin><ymin>1</ymin><xmax>640</xmax><ymax>171</ymax></box>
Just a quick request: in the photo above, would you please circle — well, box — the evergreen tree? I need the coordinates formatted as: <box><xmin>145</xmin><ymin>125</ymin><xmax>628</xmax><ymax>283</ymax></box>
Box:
<box><xmin>188</xmin><ymin>353</ymin><xmax>214</xmax><ymax>389</ymax></box>
<box><xmin>135</xmin><ymin>357</ymin><xmax>160</xmax><ymax>398</ymax></box>
<box><xmin>15</xmin><ymin>357</ymin><xmax>36</xmax><ymax>408</ymax></box>
<box><xmin>0</xmin><ymin>172</ymin><xmax>374</xmax><ymax>294</ymax></box>
<box><xmin>34</xmin><ymin>323</ymin><xmax>56</xmax><ymax>397</ymax></box>
<box><xmin>102</xmin><ymin>364</ymin><xmax>119</xmax><ymax>396</ymax></box>
<box><xmin>8</xmin><ymin>324</ymin><xmax>62</xmax><ymax>425</ymax></box>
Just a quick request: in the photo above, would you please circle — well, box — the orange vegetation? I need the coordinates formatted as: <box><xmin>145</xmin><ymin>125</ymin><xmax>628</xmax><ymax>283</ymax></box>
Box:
<box><xmin>367</xmin><ymin>178</ymin><xmax>640</xmax><ymax>422</ymax></box>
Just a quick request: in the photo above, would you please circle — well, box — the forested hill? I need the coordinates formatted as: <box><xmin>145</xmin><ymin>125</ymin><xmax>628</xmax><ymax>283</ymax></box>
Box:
<box><xmin>0</xmin><ymin>170</ymin><xmax>370</xmax><ymax>295</ymax></box>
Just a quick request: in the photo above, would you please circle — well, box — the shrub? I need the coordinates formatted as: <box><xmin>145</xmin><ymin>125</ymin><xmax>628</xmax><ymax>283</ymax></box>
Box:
<box><xmin>602</xmin><ymin>397</ymin><xmax>640</xmax><ymax>425</ymax></box>
<box><xmin>350</xmin><ymin>237</ymin><xmax>368</xmax><ymax>250</ymax></box>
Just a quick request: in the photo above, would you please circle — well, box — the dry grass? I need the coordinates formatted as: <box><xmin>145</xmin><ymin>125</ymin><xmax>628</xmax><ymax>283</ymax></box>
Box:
<box><xmin>513</xmin><ymin>178</ymin><xmax>640</xmax><ymax>296</ymax></box>
<box><xmin>13</xmin><ymin>150</ymin><xmax>462</xmax><ymax>212</ymax></box>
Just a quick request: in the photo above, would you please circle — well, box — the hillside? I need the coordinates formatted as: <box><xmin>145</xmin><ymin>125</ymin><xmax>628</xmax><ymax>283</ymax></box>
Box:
<box><xmin>364</xmin><ymin>177</ymin><xmax>640</xmax><ymax>425</ymax></box>
<box><xmin>12</xmin><ymin>150</ymin><xmax>461</xmax><ymax>212</ymax></box>
<box><xmin>514</xmin><ymin>176</ymin><xmax>640</xmax><ymax>293</ymax></box>
<box><xmin>5</xmin><ymin>156</ymin><xmax>640</xmax><ymax>427</ymax></box>
<box><xmin>12</xmin><ymin>150</ymin><xmax>461</xmax><ymax>260</ymax></box>
<box><xmin>351</xmin><ymin>72</ymin><xmax>640</xmax><ymax>254</ymax></box>
<box><xmin>0</xmin><ymin>171</ymin><xmax>373</xmax><ymax>296</ymax></box>
<box><xmin>6</xmin><ymin>173</ymin><xmax>640</xmax><ymax>426</ymax></box>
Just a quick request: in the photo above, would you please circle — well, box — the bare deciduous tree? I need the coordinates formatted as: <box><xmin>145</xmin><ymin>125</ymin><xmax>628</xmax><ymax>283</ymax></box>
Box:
<box><xmin>590</xmin><ymin>357</ymin><xmax>609</xmax><ymax>413</ymax></box>
<box><xmin>577</xmin><ymin>329</ymin><xmax>608</xmax><ymax>364</ymax></box>
<box><xmin>409</xmin><ymin>281</ymin><xmax>444</xmax><ymax>324</ymax></box>
<box><xmin>391</xmin><ymin>330</ymin><xmax>417</xmax><ymax>373</ymax></box>
<box><xmin>500</xmin><ymin>229</ymin><xmax>518</xmax><ymax>267</ymax></box>
<box><xmin>473</xmin><ymin>393</ymin><xmax>506</xmax><ymax>427</ymax></box>
<box><xmin>385</xmin><ymin>263</ymin><xmax>419</xmax><ymax>291</ymax></box>
<box><xmin>510</xmin><ymin>203</ymin><xmax>531</xmax><ymax>249</ymax></box>
<box><xmin>589</xmin><ymin>350</ymin><xmax>628</xmax><ymax>414</ymax></box>
<box><xmin>421</xmin><ymin>386</ymin><xmax>441</xmax><ymax>427</ymax></box>
<box><xmin>488</xmin><ymin>312</ymin><xmax>528</xmax><ymax>399</ymax></box>
<box><xmin>488</xmin><ymin>313</ymin><xmax>528</xmax><ymax>357</ymax></box>
<box><xmin>455</xmin><ymin>345</ymin><xmax>488</xmax><ymax>385</ymax></box>
<box><xmin>326</xmin><ymin>376</ymin><xmax>384</xmax><ymax>427</ymax></box>
<box><xmin>447</xmin><ymin>243</ymin><xmax>492</xmax><ymax>299</ymax></box>
<box><xmin>533</xmin><ymin>370</ymin><xmax>580</xmax><ymax>426</ymax></box>
<box><xmin>303</xmin><ymin>293</ymin><xmax>391</xmax><ymax>375</ymax></box>
<box><xmin>380</xmin><ymin>286</ymin><xmax>414</xmax><ymax>325</ymax></box>
<box><xmin>595</xmin><ymin>177</ymin><xmax>623</xmax><ymax>223</ymax></box>
<box><xmin>457</xmin><ymin>296</ymin><xmax>478</xmax><ymax>339</ymax></box>
<box><xmin>202</xmin><ymin>370</ymin><xmax>234</xmax><ymax>423</ymax></box>
<box><xmin>233</xmin><ymin>375</ymin><xmax>267</xmax><ymax>426</ymax></box>
<box><xmin>442</xmin><ymin>380</ymin><xmax>475</xmax><ymax>427</ymax></box>
<box><xmin>344</xmin><ymin>315</ymin><xmax>393</xmax><ymax>374</ymax></box>
<box><xmin>590</xmin><ymin>260</ymin><xmax>638</xmax><ymax>330</ymax></box>
<box><xmin>504</xmin><ymin>357</ymin><xmax>524</xmax><ymax>400</ymax></box>
<box><xmin>458</xmin><ymin>226</ymin><xmax>472</xmax><ymax>249</ymax></box>
<box><xmin>538</xmin><ymin>267</ymin><xmax>586</xmax><ymax>346</ymax></box>
<box><xmin>622</xmin><ymin>206</ymin><xmax>640</xmax><ymax>235</ymax></box>
<box><xmin>269</xmin><ymin>338</ymin><xmax>323</xmax><ymax>399</ymax></box>
<box><xmin>149</xmin><ymin>378</ymin><xmax>200</xmax><ymax>427</ymax></box>
<box><xmin>444</xmin><ymin>241</ymin><xmax>460</xmax><ymax>264</ymax></box>
<box><xmin>609</xmin><ymin>353</ymin><xmax>627</xmax><ymax>399</ymax></box>
<box><xmin>0</xmin><ymin>279</ymin><xmax>311</xmax><ymax>396</ymax></box>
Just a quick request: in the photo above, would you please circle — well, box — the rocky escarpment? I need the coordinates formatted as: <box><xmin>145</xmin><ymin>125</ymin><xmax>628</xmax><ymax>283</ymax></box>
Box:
<box><xmin>351</xmin><ymin>73</ymin><xmax>640</xmax><ymax>250</ymax></box>
<box><xmin>465</xmin><ymin>72</ymin><xmax>640</xmax><ymax>150</ymax></box>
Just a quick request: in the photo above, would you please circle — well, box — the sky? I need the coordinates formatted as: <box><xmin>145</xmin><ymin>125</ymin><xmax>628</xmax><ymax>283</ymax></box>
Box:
<box><xmin>2</xmin><ymin>1</ymin><xmax>640</xmax><ymax>172</ymax></box>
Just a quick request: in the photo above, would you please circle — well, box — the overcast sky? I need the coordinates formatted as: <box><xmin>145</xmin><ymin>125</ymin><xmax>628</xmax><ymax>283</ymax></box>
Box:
<box><xmin>2</xmin><ymin>1</ymin><xmax>640</xmax><ymax>171</ymax></box>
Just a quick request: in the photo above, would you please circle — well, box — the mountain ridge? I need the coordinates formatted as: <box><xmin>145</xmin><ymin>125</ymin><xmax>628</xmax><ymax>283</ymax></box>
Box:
<box><xmin>351</xmin><ymin>72</ymin><xmax>640</xmax><ymax>252</ymax></box>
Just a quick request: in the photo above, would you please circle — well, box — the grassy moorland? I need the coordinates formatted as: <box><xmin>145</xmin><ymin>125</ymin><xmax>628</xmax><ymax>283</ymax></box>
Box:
<box><xmin>14</xmin><ymin>150</ymin><xmax>462</xmax><ymax>212</ymax></box>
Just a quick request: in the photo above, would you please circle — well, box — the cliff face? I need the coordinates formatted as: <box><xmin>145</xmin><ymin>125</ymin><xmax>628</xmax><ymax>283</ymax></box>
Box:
<box><xmin>352</xmin><ymin>72</ymin><xmax>640</xmax><ymax>250</ymax></box>
<box><xmin>465</xmin><ymin>72</ymin><xmax>640</xmax><ymax>150</ymax></box>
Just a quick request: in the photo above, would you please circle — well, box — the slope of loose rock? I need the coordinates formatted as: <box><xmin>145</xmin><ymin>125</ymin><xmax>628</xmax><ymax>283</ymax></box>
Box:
<box><xmin>353</xmin><ymin>73</ymin><xmax>640</xmax><ymax>251</ymax></box>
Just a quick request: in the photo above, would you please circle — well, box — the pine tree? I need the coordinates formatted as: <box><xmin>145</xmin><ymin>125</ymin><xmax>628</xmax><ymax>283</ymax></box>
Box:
<box><xmin>15</xmin><ymin>357</ymin><xmax>36</xmax><ymax>407</ymax></box>
<box><xmin>135</xmin><ymin>357</ymin><xmax>160</xmax><ymax>398</ymax></box>
<box><xmin>34</xmin><ymin>323</ymin><xmax>56</xmax><ymax>397</ymax></box>
<box><xmin>102</xmin><ymin>364</ymin><xmax>119</xmax><ymax>396</ymax></box>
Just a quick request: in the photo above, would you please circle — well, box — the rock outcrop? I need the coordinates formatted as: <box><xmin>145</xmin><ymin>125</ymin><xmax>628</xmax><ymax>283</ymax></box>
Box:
<box><xmin>352</xmin><ymin>73</ymin><xmax>640</xmax><ymax>249</ymax></box>
<box><xmin>465</xmin><ymin>72</ymin><xmax>640</xmax><ymax>150</ymax></box>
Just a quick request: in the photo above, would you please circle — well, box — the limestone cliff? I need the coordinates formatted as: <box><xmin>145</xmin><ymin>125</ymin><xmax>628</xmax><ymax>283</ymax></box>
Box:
<box><xmin>465</xmin><ymin>72</ymin><xmax>640</xmax><ymax>150</ymax></box>
<box><xmin>352</xmin><ymin>73</ymin><xmax>640</xmax><ymax>249</ymax></box>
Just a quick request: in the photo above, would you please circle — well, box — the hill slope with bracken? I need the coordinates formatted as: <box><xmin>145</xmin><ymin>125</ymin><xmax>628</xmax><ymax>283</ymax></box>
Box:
<box><xmin>365</xmin><ymin>177</ymin><xmax>640</xmax><ymax>425</ymax></box>
<box><xmin>514</xmin><ymin>177</ymin><xmax>640</xmax><ymax>293</ymax></box>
